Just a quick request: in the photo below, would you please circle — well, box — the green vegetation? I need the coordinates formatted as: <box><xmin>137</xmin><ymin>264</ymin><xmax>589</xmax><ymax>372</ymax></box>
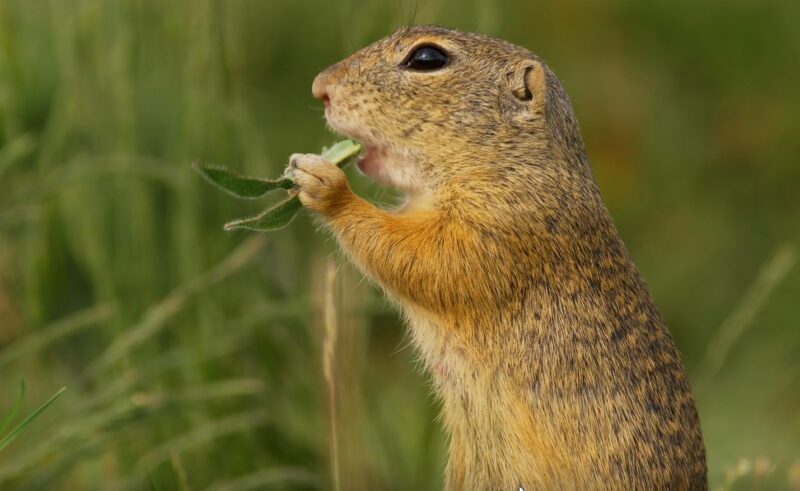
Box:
<box><xmin>194</xmin><ymin>139</ymin><xmax>362</xmax><ymax>231</ymax></box>
<box><xmin>0</xmin><ymin>381</ymin><xmax>66</xmax><ymax>452</ymax></box>
<box><xmin>0</xmin><ymin>1</ymin><xmax>798</xmax><ymax>490</ymax></box>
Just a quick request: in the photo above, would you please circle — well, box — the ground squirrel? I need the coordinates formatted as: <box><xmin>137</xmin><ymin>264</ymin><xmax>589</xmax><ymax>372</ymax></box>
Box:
<box><xmin>290</xmin><ymin>25</ymin><xmax>707</xmax><ymax>490</ymax></box>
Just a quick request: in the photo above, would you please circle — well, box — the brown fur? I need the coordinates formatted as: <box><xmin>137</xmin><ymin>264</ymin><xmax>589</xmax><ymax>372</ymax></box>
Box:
<box><xmin>291</xmin><ymin>25</ymin><xmax>707</xmax><ymax>490</ymax></box>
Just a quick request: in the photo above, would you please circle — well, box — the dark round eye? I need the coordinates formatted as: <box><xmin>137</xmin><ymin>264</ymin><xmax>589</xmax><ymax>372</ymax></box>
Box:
<box><xmin>403</xmin><ymin>45</ymin><xmax>449</xmax><ymax>71</ymax></box>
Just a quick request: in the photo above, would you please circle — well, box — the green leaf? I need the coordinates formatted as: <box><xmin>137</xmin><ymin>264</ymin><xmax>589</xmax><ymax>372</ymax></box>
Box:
<box><xmin>195</xmin><ymin>139</ymin><xmax>362</xmax><ymax>233</ymax></box>
<box><xmin>192</xmin><ymin>163</ymin><xmax>293</xmax><ymax>199</ymax></box>
<box><xmin>319</xmin><ymin>139</ymin><xmax>362</xmax><ymax>167</ymax></box>
<box><xmin>193</xmin><ymin>140</ymin><xmax>361</xmax><ymax>200</ymax></box>
<box><xmin>0</xmin><ymin>380</ymin><xmax>26</xmax><ymax>435</ymax></box>
<box><xmin>224</xmin><ymin>195</ymin><xmax>304</xmax><ymax>232</ymax></box>
<box><xmin>0</xmin><ymin>386</ymin><xmax>66</xmax><ymax>452</ymax></box>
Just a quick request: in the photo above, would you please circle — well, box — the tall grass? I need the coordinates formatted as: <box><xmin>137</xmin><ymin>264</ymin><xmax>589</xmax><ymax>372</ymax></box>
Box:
<box><xmin>0</xmin><ymin>0</ymin><xmax>798</xmax><ymax>489</ymax></box>
<box><xmin>0</xmin><ymin>381</ymin><xmax>65</xmax><ymax>452</ymax></box>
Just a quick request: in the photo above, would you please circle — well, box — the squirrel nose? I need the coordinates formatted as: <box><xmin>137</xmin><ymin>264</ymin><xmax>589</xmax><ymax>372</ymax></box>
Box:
<box><xmin>312</xmin><ymin>71</ymin><xmax>331</xmax><ymax>107</ymax></box>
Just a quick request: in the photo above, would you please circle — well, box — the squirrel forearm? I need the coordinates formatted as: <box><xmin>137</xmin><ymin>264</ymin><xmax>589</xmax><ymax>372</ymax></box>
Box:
<box><xmin>325</xmin><ymin>193</ymin><xmax>494</xmax><ymax>315</ymax></box>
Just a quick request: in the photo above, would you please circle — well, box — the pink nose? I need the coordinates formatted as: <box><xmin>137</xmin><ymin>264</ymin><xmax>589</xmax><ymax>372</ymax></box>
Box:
<box><xmin>312</xmin><ymin>71</ymin><xmax>331</xmax><ymax>107</ymax></box>
<box><xmin>319</xmin><ymin>92</ymin><xmax>331</xmax><ymax>107</ymax></box>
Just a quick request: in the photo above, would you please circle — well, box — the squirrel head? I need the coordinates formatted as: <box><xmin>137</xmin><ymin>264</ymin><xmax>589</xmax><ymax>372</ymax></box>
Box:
<box><xmin>313</xmin><ymin>25</ymin><xmax>588</xmax><ymax>197</ymax></box>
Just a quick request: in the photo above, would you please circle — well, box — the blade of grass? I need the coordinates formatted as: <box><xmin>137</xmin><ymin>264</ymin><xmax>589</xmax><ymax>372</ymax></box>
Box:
<box><xmin>699</xmin><ymin>244</ymin><xmax>796</xmax><ymax>389</ymax></box>
<box><xmin>10</xmin><ymin>155</ymin><xmax>185</xmax><ymax>208</ymax></box>
<box><xmin>84</xmin><ymin>235</ymin><xmax>266</xmax><ymax>377</ymax></box>
<box><xmin>0</xmin><ymin>381</ymin><xmax>26</xmax><ymax>435</ymax></box>
<box><xmin>120</xmin><ymin>410</ymin><xmax>270</xmax><ymax>491</ymax></box>
<box><xmin>323</xmin><ymin>259</ymin><xmax>340</xmax><ymax>491</ymax></box>
<box><xmin>0</xmin><ymin>386</ymin><xmax>67</xmax><ymax>452</ymax></box>
<box><xmin>0</xmin><ymin>378</ymin><xmax>268</xmax><ymax>483</ymax></box>
<box><xmin>0</xmin><ymin>304</ymin><xmax>116</xmax><ymax>369</ymax></box>
<box><xmin>0</xmin><ymin>133</ymin><xmax>37</xmax><ymax>179</ymax></box>
<box><xmin>74</xmin><ymin>300</ymin><xmax>307</xmax><ymax>413</ymax></box>
<box><xmin>170</xmin><ymin>452</ymin><xmax>191</xmax><ymax>491</ymax></box>
<box><xmin>202</xmin><ymin>467</ymin><xmax>318</xmax><ymax>491</ymax></box>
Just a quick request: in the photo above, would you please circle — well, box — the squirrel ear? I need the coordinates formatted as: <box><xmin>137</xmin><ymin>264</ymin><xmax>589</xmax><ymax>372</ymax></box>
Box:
<box><xmin>506</xmin><ymin>61</ymin><xmax>546</xmax><ymax>105</ymax></box>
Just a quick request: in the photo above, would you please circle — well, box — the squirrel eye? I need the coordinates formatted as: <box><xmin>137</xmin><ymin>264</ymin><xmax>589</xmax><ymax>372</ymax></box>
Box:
<box><xmin>403</xmin><ymin>45</ymin><xmax>449</xmax><ymax>71</ymax></box>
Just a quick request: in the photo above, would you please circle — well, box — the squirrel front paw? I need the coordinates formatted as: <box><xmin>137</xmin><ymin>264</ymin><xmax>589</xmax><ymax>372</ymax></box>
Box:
<box><xmin>290</xmin><ymin>153</ymin><xmax>352</xmax><ymax>216</ymax></box>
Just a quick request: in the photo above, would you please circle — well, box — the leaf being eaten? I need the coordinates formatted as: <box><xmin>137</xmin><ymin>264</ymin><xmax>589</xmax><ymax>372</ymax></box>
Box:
<box><xmin>192</xmin><ymin>164</ymin><xmax>293</xmax><ymax>199</ymax></box>
<box><xmin>193</xmin><ymin>139</ymin><xmax>362</xmax><ymax>233</ymax></box>
<box><xmin>224</xmin><ymin>194</ymin><xmax>304</xmax><ymax>232</ymax></box>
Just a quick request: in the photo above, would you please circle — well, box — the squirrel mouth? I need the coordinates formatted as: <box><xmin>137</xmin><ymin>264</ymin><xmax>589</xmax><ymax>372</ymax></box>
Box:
<box><xmin>354</xmin><ymin>142</ymin><xmax>420</xmax><ymax>193</ymax></box>
<box><xmin>356</xmin><ymin>146</ymin><xmax>385</xmax><ymax>180</ymax></box>
<box><xmin>323</xmin><ymin>110</ymin><xmax>408</xmax><ymax>190</ymax></box>
<box><xmin>322</xmin><ymin>105</ymin><xmax>399</xmax><ymax>188</ymax></box>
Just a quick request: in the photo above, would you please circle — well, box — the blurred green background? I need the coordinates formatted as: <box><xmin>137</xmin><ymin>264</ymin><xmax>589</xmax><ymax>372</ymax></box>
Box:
<box><xmin>0</xmin><ymin>0</ymin><xmax>798</xmax><ymax>489</ymax></box>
